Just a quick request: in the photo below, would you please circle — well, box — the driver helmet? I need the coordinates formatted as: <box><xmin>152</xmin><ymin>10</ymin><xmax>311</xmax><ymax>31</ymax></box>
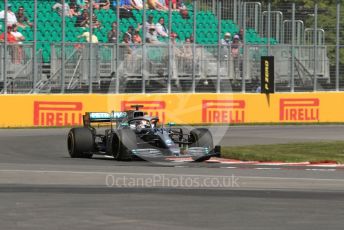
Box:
<box><xmin>139</xmin><ymin>120</ymin><xmax>149</xmax><ymax>128</ymax></box>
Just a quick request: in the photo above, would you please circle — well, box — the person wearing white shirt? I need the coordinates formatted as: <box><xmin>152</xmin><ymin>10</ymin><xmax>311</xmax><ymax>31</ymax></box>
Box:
<box><xmin>78</xmin><ymin>31</ymin><xmax>99</xmax><ymax>43</ymax></box>
<box><xmin>0</xmin><ymin>4</ymin><xmax>18</xmax><ymax>26</ymax></box>
<box><xmin>155</xmin><ymin>17</ymin><xmax>168</xmax><ymax>38</ymax></box>
<box><xmin>145</xmin><ymin>15</ymin><xmax>155</xmax><ymax>32</ymax></box>
<box><xmin>132</xmin><ymin>0</ymin><xmax>143</xmax><ymax>9</ymax></box>
<box><xmin>11</xmin><ymin>24</ymin><xmax>25</xmax><ymax>44</ymax></box>
<box><xmin>146</xmin><ymin>25</ymin><xmax>161</xmax><ymax>44</ymax></box>
<box><xmin>220</xmin><ymin>32</ymin><xmax>232</xmax><ymax>59</ymax></box>
<box><xmin>220</xmin><ymin>32</ymin><xmax>232</xmax><ymax>46</ymax></box>
<box><xmin>52</xmin><ymin>0</ymin><xmax>71</xmax><ymax>17</ymax></box>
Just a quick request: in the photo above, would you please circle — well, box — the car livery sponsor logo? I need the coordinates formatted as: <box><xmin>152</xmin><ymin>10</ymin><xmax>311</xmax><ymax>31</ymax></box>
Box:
<box><xmin>202</xmin><ymin>100</ymin><xmax>245</xmax><ymax>123</ymax></box>
<box><xmin>33</xmin><ymin>101</ymin><xmax>83</xmax><ymax>126</ymax></box>
<box><xmin>121</xmin><ymin>101</ymin><xmax>166</xmax><ymax>123</ymax></box>
<box><xmin>279</xmin><ymin>98</ymin><xmax>319</xmax><ymax>121</ymax></box>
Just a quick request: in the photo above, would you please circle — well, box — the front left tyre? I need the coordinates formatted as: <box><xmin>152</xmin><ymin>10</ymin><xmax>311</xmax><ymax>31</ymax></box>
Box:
<box><xmin>67</xmin><ymin>128</ymin><xmax>94</xmax><ymax>158</ymax></box>
<box><xmin>112</xmin><ymin>129</ymin><xmax>137</xmax><ymax>161</ymax></box>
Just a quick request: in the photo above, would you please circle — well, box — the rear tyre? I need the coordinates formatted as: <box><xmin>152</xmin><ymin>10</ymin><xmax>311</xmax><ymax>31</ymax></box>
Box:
<box><xmin>113</xmin><ymin>129</ymin><xmax>137</xmax><ymax>161</ymax></box>
<box><xmin>189</xmin><ymin>128</ymin><xmax>214</xmax><ymax>151</ymax></box>
<box><xmin>67</xmin><ymin>128</ymin><xmax>94</xmax><ymax>158</ymax></box>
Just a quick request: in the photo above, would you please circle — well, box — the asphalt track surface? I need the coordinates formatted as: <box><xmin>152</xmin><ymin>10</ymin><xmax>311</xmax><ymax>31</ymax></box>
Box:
<box><xmin>1</xmin><ymin>126</ymin><xmax>344</xmax><ymax>230</ymax></box>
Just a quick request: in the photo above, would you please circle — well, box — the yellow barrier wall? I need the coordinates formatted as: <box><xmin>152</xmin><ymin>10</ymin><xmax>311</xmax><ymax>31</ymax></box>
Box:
<box><xmin>0</xmin><ymin>93</ymin><xmax>343</xmax><ymax>127</ymax></box>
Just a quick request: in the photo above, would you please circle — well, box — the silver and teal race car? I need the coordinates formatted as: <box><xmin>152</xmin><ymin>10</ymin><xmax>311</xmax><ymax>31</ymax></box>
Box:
<box><xmin>67</xmin><ymin>105</ymin><xmax>220</xmax><ymax>162</ymax></box>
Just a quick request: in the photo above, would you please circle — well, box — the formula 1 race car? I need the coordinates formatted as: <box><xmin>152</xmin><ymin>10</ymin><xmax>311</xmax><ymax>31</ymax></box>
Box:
<box><xmin>67</xmin><ymin>105</ymin><xmax>220</xmax><ymax>162</ymax></box>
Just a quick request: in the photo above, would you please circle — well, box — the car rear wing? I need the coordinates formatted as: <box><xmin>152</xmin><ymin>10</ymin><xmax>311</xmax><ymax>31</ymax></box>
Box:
<box><xmin>83</xmin><ymin>112</ymin><xmax>127</xmax><ymax>126</ymax></box>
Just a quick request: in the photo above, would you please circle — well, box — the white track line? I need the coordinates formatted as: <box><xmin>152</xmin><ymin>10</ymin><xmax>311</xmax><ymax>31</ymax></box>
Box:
<box><xmin>0</xmin><ymin>169</ymin><xmax>343</xmax><ymax>182</ymax></box>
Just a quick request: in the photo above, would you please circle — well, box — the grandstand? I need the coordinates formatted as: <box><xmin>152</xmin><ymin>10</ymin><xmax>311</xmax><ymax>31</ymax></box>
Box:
<box><xmin>0</xmin><ymin>0</ymin><xmax>332</xmax><ymax>93</ymax></box>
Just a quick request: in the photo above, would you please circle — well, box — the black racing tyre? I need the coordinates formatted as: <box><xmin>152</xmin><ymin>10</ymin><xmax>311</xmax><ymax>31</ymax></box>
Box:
<box><xmin>189</xmin><ymin>128</ymin><xmax>214</xmax><ymax>151</ymax></box>
<box><xmin>67</xmin><ymin>128</ymin><xmax>94</xmax><ymax>158</ymax></box>
<box><xmin>113</xmin><ymin>129</ymin><xmax>137</xmax><ymax>161</ymax></box>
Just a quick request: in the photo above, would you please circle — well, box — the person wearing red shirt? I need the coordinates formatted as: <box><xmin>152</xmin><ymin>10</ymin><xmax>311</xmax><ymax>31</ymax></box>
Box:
<box><xmin>165</xmin><ymin>0</ymin><xmax>177</xmax><ymax>10</ymax></box>
<box><xmin>0</xmin><ymin>26</ymin><xmax>21</xmax><ymax>63</ymax></box>
<box><xmin>0</xmin><ymin>27</ymin><xmax>17</xmax><ymax>43</ymax></box>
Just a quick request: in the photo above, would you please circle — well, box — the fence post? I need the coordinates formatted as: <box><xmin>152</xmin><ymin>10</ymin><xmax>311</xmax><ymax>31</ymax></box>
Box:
<box><xmin>31</xmin><ymin>0</ymin><xmax>38</xmax><ymax>93</ymax></box>
<box><xmin>168</xmin><ymin>0</ymin><xmax>172</xmax><ymax>93</ymax></box>
<box><xmin>212</xmin><ymin>0</ymin><xmax>216</xmax><ymax>16</ymax></box>
<box><xmin>61</xmin><ymin>0</ymin><xmax>65</xmax><ymax>93</ymax></box>
<box><xmin>336</xmin><ymin>0</ymin><xmax>340</xmax><ymax>91</ymax></box>
<box><xmin>115</xmin><ymin>0</ymin><xmax>120</xmax><ymax>94</ymax></box>
<box><xmin>242</xmin><ymin>2</ymin><xmax>246</xmax><ymax>93</ymax></box>
<box><xmin>3</xmin><ymin>0</ymin><xmax>8</xmax><ymax>94</ymax></box>
<box><xmin>216</xmin><ymin>0</ymin><xmax>222</xmax><ymax>93</ymax></box>
<box><xmin>142</xmin><ymin>1</ymin><xmax>146</xmax><ymax>94</ymax></box>
<box><xmin>192</xmin><ymin>0</ymin><xmax>197</xmax><ymax>93</ymax></box>
<box><xmin>233</xmin><ymin>0</ymin><xmax>238</xmax><ymax>24</ymax></box>
<box><xmin>313</xmin><ymin>1</ymin><xmax>318</xmax><ymax>91</ymax></box>
<box><xmin>291</xmin><ymin>3</ymin><xmax>295</xmax><ymax>92</ymax></box>
<box><xmin>88</xmin><ymin>0</ymin><xmax>93</xmax><ymax>93</ymax></box>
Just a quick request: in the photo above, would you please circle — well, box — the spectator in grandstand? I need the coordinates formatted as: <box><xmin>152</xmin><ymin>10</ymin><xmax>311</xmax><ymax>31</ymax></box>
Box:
<box><xmin>170</xmin><ymin>32</ymin><xmax>178</xmax><ymax>44</ymax></box>
<box><xmin>11</xmin><ymin>24</ymin><xmax>25</xmax><ymax>43</ymax></box>
<box><xmin>165</xmin><ymin>0</ymin><xmax>177</xmax><ymax>10</ymax></box>
<box><xmin>112</xmin><ymin>0</ymin><xmax>133</xmax><ymax>10</ymax></box>
<box><xmin>133</xmin><ymin>30</ymin><xmax>142</xmax><ymax>44</ymax></box>
<box><xmin>231</xmin><ymin>34</ymin><xmax>242</xmax><ymax>77</ymax></box>
<box><xmin>125</xmin><ymin>25</ymin><xmax>135</xmax><ymax>42</ymax></box>
<box><xmin>75</xmin><ymin>10</ymin><xmax>101</xmax><ymax>28</ymax></box>
<box><xmin>0</xmin><ymin>26</ymin><xmax>17</xmax><ymax>43</ymax></box>
<box><xmin>180</xmin><ymin>8</ymin><xmax>190</xmax><ymax>19</ymax></box>
<box><xmin>93</xmin><ymin>0</ymin><xmax>111</xmax><ymax>10</ymax></box>
<box><xmin>170</xmin><ymin>32</ymin><xmax>182</xmax><ymax>87</ymax></box>
<box><xmin>148</xmin><ymin>0</ymin><xmax>168</xmax><ymax>11</ymax></box>
<box><xmin>236</xmin><ymin>28</ymin><xmax>244</xmax><ymax>41</ymax></box>
<box><xmin>231</xmin><ymin>35</ymin><xmax>242</xmax><ymax>55</ymax></box>
<box><xmin>181</xmin><ymin>37</ymin><xmax>193</xmax><ymax>72</ymax></box>
<box><xmin>78</xmin><ymin>30</ymin><xmax>99</xmax><ymax>43</ymax></box>
<box><xmin>91</xmin><ymin>13</ymin><xmax>102</xmax><ymax>28</ymax></box>
<box><xmin>122</xmin><ymin>33</ymin><xmax>133</xmax><ymax>55</ymax></box>
<box><xmin>10</xmin><ymin>24</ymin><xmax>25</xmax><ymax>64</ymax></box>
<box><xmin>0</xmin><ymin>4</ymin><xmax>18</xmax><ymax>26</ymax></box>
<box><xmin>52</xmin><ymin>0</ymin><xmax>72</xmax><ymax>17</ymax></box>
<box><xmin>158</xmin><ymin>0</ymin><xmax>168</xmax><ymax>9</ymax></box>
<box><xmin>69</xmin><ymin>3</ymin><xmax>81</xmax><ymax>17</ymax></box>
<box><xmin>221</xmin><ymin>32</ymin><xmax>232</xmax><ymax>45</ymax></box>
<box><xmin>220</xmin><ymin>32</ymin><xmax>232</xmax><ymax>59</ymax></box>
<box><xmin>182</xmin><ymin>37</ymin><xmax>193</xmax><ymax>58</ymax></box>
<box><xmin>146</xmin><ymin>25</ymin><xmax>160</xmax><ymax>44</ymax></box>
<box><xmin>70</xmin><ymin>0</ymin><xmax>80</xmax><ymax>10</ymax></box>
<box><xmin>155</xmin><ymin>17</ymin><xmax>168</xmax><ymax>38</ymax></box>
<box><xmin>0</xmin><ymin>26</ymin><xmax>19</xmax><ymax>64</ymax></box>
<box><xmin>145</xmin><ymin>15</ymin><xmax>155</xmax><ymax>32</ymax></box>
<box><xmin>107</xmin><ymin>21</ymin><xmax>118</xmax><ymax>43</ymax></box>
<box><xmin>189</xmin><ymin>34</ymin><xmax>194</xmax><ymax>43</ymax></box>
<box><xmin>75</xmin><ymin>10</ymin><xmax>89</xmax><ymax>27</ymax></box>
<box><xmin>15</xmin><ymin>6</ymin><xmax>33</xmax><ymax>28</ymax></box>
<box><xmin>177</xmin><ymin>0</ymin><xmax>187</xmax><ymax>9</ymax></box>
<box><xmin>112</xmin><ymin>0</ymin><xmax>135</xmax><ymax>18</ymax></box>
<box><xmin>132</xmin><ymin>0</ymin><xmax>144</xmax><ymax>10</ymax></box>
<box><xmin>75</xmin><ymin>0</ymin><xmax>87</xmax><ymax>9</ymax></box>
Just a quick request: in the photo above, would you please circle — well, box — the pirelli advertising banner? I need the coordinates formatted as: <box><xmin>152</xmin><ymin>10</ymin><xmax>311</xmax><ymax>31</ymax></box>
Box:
<box><xmin>0</xmin><ymin>92</ymin><xmax>343</xmax><ymax>127</ymax></box>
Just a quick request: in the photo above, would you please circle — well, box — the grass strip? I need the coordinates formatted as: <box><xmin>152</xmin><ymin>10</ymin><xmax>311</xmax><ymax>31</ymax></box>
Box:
<box><xmin>221</xmin><ymin>141</ymin><xmax>344</xmax><ymax>163</ymax></box>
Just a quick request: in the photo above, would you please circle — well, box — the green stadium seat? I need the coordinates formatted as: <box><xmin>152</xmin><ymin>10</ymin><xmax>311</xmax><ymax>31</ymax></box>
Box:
<box><xmin>0</xmin><ymin>2</ymin><xmax>280</xmax><ymax>62</ymax></box>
